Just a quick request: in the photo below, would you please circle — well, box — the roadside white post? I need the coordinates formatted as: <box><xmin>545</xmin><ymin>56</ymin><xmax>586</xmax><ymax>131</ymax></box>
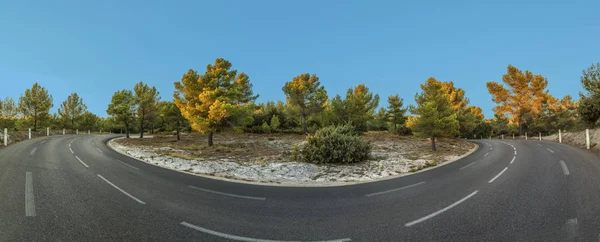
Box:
<box><xmin>539</xmin><ymin>132</ymin><xmax>541</xmax><ymax>141</ymax></box>
<box><xmin>525</xmin><ymin>132</ymin><xmax>528</xmax><ymax>140</ymax></box>
<box><xmin>502</xmin><ymin>134</ymin><xmax>504</xmax><ymax>140</ymax></box>
<box><xmin>63</xmin><ymin>129</ymin><xmax>65</xmax><ymax>135</ymax></box>
<box><xmin>28</xmin><ymin>128</ymin><xmax>31</xmax><ymax>139</ymax></box>
<box><xmin>3</xmin><ymin>128</ymin><xmax>7</xmax><ymax>146</ymax></box>
<box><xmin>46</xmin><ymin>127</ymin><xmax>49</xmax><ymax>136</ymax></box>
<box><xmin>586</xmin><ymin>129</ymin><xmax>590</xmax><ymax>150</ymax></box>
<box><xmin>76</xmin><ymin>129</ymin><xmax>78</xmax><ymax>135</ymax></box>
<box><xmin>88</xmin><ymin>130</ymin><xmax>90</xmax><ymax>134</ymax></box>
<box><xmin>512</xmin><ymin>133</ymin><xmax>514</xmax><ymax>139</ymax></box>
<box><xmin>559</xmin><ymin>129</ymin><xmax>562</xmax><ymax>143</ymax></box>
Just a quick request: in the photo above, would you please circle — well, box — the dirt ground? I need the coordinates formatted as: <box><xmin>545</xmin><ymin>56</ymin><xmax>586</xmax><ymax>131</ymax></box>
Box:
<box><xmin>116</xmin><ymin>131</ymin><xmax>475</xmax><ymax>166</ymax></box>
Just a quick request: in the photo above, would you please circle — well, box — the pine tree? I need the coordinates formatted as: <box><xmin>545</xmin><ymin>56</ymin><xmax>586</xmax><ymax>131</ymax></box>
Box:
<box><xmin>282</xmin><ymin>73</ymin><xmax>328</xmax><ymax>133</ymax></box>
<box><xmin>410</xmin><ymin>77</ymin><xmax>459</xmax><ymax>151</ymax></box>
<box><xmin>18</xmin><ymin>82</ymin><xmax>53</xmax><ymax>131</ymax></box>
<box><xmin>58</xmin><ymin>93</ymin><xmax>87</xmax><ymax>130</ymax></box>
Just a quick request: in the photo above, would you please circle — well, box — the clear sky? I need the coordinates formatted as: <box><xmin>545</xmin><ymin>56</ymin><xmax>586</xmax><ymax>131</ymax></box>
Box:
<box><xmin>1</xmin><ymin>0</ymin><xmax>598</xmax><ymax>118</ymax></box>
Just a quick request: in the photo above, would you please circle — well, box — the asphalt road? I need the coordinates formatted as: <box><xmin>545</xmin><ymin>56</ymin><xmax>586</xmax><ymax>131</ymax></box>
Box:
<box><xmin>1</xmin><ymin>134</ymin><xmax>599</xmax><ymax>241</ymax></box>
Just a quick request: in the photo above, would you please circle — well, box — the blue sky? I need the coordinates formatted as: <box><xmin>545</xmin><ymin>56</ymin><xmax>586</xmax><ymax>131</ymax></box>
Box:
<box><xmin>1</xmin><ymin>0</ymin><xmax>598</xmax><ymax>118</ymax></box>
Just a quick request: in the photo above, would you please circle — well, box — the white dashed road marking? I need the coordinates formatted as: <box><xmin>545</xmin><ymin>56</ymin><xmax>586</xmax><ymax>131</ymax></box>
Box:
<box><xmin>97</xmin><ymin>174</ymin><xmax>146</xmax><ymax>204</ymax></box>
<box><xmin>559</xmin><ymin>160</ymin><xmax>570</xmax><ymax>176</ymax></box>
<box><xmin>180</xmin><ymin>222</ymin><xmax>352</xmax><ymax>242</ymax></box>
<box><xmin>30</xmin><ymin>147</ymin><xmax>37</xmax><ymax>155</ymax></box>
<box><xmin>75</xmin><ymin>156</ymin><xmax>89</xmax><ymax>168</ymax></box>
<box><xmin>405</xmin><ymin>190</ymin><xmax>479</xmax><ymax>227</ymax></box>
<box><xmin>25</xmin><ymin>172</ymin><xmax>36</xmax><ymax>217</ymax></box>
<box><xmin>459</xmin><ymin>162</ymin><xmax>476</xmax><ymax>170</ymax></box>
<box><xmin>489</xmin><ymin>167</ymin><xmax>508</xmax><ymax>183</ymax></box>
<box><xmin>187</xmin><ymin>185</ymin><xmax>266</xmax><ymax>201</ymax></box>
<box><xmin>115</xmin><ymin>159</ymin><xmax>139</xmax><ymax>170</ymax></box>
<box><xmin>365</xmin><ymin>182</ymin><xmax>425</xmax><ymax>197</ymax></box>
<box><xmin>510</xmin><ymin>156</ymin><xmax>516</xmax><ymax>164</ymax></box>
<box><xmin>546</xmin><ymin>148</ymin><xmax>555</xmax><ymax>153</ymax></box>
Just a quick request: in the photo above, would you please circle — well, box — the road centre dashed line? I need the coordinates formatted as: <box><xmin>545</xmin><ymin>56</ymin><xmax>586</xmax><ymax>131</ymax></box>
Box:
<box><xmin>115</xmin><ymin>159</ymin><xmax>139</xmax><ymax>170</ymax></box>
<box><xmin>365</xmin><ymin>182</ymin><xmax>425</xmax><ymax>197</ymax></box>
<box><xmin>510</xmin><ymin>156</ymin><xmax>516</xmax><ymax>164</ymax></box>
<box><xmin>69</xmin><ymin>148</ymin><xmax>74</xmax><ymax>154</ymax></box>
<box><xmin>97</xmin><ymin>174</ymin><xmax>146</xmax><ymax>204</ymax></box>
<box><xmin>25</xmin><ymin>172</ymin><xmax>36</xmax><ymax>217</ymax></box>
<box><xmin>96</xmin><ymin>148</ymin><xmax>104</xmax><ymax>154</ymax></box>
<box><xmin>546</xmin><ymin>148</ymin><xmax>555</xmax><ymax>153</ymax></box>
<box><xmin>489</xmin><ymin>167</ymin><xmax>508</xmax><ymax>183</ymax></box>
<box><xmin>75</xmin><ymin>156</ymin><xmax>89</xmax><ymax>168</ymax></box>
<box><xmin>559</xmin><ymin>160</ymin><xmax>570</xmax><ymax>176</ymax></box>
<box><xmin>484</xmin><ymin>152</ymin><xmax>489</xmax><ymax>157</ymax></box>
<box><xmin>459</xmin><ymin>162</ymin><xmax>475</xmax><ymax>170</ymax></box>
<box><xmin>187</xmin><ymin>185</ymin><xmax>266</xmax><ymax>201</ymax></box>
<box><xmin>404</xmin><ymin>190</ymin><xmax>479</xmax><ymax>227</ymax></box>
<box><xmin>180</xmin><ymin>222</ymin><xmax>352</xmax><ymax>242</ymax></box>
<box><xmin>30</xmin><ymin>147</ymin><xmax>37</xmax><ymax>155</ymax></box>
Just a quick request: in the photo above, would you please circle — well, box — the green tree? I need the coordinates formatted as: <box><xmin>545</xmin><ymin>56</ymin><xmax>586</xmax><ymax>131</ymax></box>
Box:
<box><xmin>58</xmin><ymin>93</ymin><xmax>87</xmax><ymax>130</ymax></box>
<box><xmin>107</xmin><ymin>90</ymin><xmax>136</xmax><ymax>138</ymax></box>
<box><xmin>282</xmin><ymin>73</ymin><xmax>328</xmax><ymax>133</ymax></box>
<box><xmin>18</xmin><ymin>82</ymin><xmax>53</xmax><ymax>131</ymax></box>
<box><xmin>409</xmin><ymin>77</ymin><xmax>459</xmax><ymax>151</ymax></box>
<box><xmin>325</xmin><ymin>94</ymin><xmax>347</xmax><ymax>125</ymax></box>
<box><xmin>387</xmin><ymin>94</ymin><xmax>407</xmax><ymax>131</ymax></box>
<box><xmin>578</xmin><ymin>62</ymin><xmax>600</xmax><ymax>126</ymax></box>
<box><xmin>345</xmin><ymin>84</ymin><xmax>379</xmax><ymax>131</ymax></box>
<box><xmin>159</xmin><ymin>101</ymin><xmax>187</xmax><ymax>141</ymax></box>
<box><xmin>79</xmin><ymin>112</ymin><xmax>99</xmax><ymax>132</ymax></box>
<box><xmin>0</xmin><ymin>97</ymin><xmax>18</xmax><ymax>130</ymax></box>
<box><xmin>270</xmin><ymin>115</ymin><xmax>280</xmax><ymax>131</ymax></box>
<box><xmin>369</xmin><ymin>107</ymin><xmax>389</xmax><ymax>131</ymax></box>
<box><xmin>134</xmin><ymin>81</ymin><xmax>160</xmax><ymax>138</ymax></box>
<box><xmin>174</xmin><ymin>58</ymin><xmax>258</xmax><ymax>146</ymax></box>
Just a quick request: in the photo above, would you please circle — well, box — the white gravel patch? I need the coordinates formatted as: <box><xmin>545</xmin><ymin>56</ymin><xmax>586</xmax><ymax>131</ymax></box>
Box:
<box><xmin>108</xmin><ymin>138</ymin><xmax>476</xmax><ymax>186</ymax></box>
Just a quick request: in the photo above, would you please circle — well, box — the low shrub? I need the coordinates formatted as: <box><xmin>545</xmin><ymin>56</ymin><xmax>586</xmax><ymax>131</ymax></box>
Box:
<box><xmin>299</xmin><ymin>124</ymin><xmax>372</xmax><ymax>164</ymax></box>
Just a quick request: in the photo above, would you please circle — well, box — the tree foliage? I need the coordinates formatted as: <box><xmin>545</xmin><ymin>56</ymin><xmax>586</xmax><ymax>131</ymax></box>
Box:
<box><xmin>18</xmin><ymin>82</ymin><xmax>53</xmax><ymax>131</ymax></box>
<box><xmin>134</xmin><ymin>81</ymin><xmax>160</xmax><ymax>138</ymax></box>
<box><xmin>409</xmin><ymin>77</ymin><xmax>459</xmax><ymax>151</ymax></box>
<box><xmin>487</xmin><ymin>65</ymin><xmax>550</xmax><ymax>133</ymax></box>
<box><xmin>159</xmin><ymin>101</ymin><xmax>188</xmax><ymax>140</ymax></box>
<box><xmin>344</xmin><ymin>84</ymin><xmax>379</xmax><ymax>132</ymax></box>
<box><xmin>106</xmin><ymin>90</ymin><xmax>136</xmax><ymax>138</ymax></box>
<box><xmin>58</xmin><ymin>92</ymin><xmax>87</xmax><ymax>130</ymax></box>
<box><xmin>282</xmin><ymin>73</ymin><xmax>328</xmax><ymax>133</ymax></box>
<box><xmin>578</xmin><ymin>62</ymin><xmax>600</xmax><ymax>126</ymax></box>
<box><xmin>174</xmin><ymin>58</ymin><xmax>258</xmax><ymax>146</ymax></box>
<box><xmin>387</xmin><ymin>94</ymin><xmax>407</xmax><ymax>132</ymax></box>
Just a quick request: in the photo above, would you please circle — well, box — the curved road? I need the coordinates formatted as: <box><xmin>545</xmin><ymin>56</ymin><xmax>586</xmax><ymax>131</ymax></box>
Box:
<box><xmin>1</xmin><ymin>135</ymin><xmax>599</xmax><ymax>241</ymax></box>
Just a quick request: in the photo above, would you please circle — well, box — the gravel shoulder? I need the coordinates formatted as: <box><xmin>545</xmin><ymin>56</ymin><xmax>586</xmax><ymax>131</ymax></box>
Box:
<box><xmin>108</xmin><ymin>132</ymin><xmax>478</xmax><ymax>187</ymax></box>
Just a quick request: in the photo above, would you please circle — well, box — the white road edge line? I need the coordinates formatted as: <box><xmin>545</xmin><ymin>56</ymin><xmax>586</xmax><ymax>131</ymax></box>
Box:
<box><xmin>488</xmin><ymin>167</ymin><xmax>508</xmax><ymax>183</ymax></box>
<box><xmin>484</xmin><ymin>152</ymin><xmax>489</xmax><ymax>157</ymax></box>
<box><xmin>510</xmin><ymin>156</ymin><xmax>516</xmax><ymax>164</ymax></box>
<box><xmin>559</xmin><ymin>160</ymin><xmax>570</xmax><ymax>176</ymax></box>
<box><xmin>187</xmin><ymin>185</ymin><xmax>266</xmax><ymax>201</ymax></box>
<box><xmin>74</xmin><ymin>156</ymin><xmax>90</xmax><ymax>168</ymax></box>
<box><xmin>459</xmin><ymin>162</ymin><xmax>476</xmax><ymax>170</ymax></box>
<box><xmin>69</xmin><ymin>148</ymin><xmax>74</xmax><ymax>154</ymax></box>
<box><xmin>404</xmin><ymin>190</ymin><xmax>479</xmax><ymax>227</ymax></box>
<box><xmin>25</xmin><ymin>172</ymin><xmax>36</xmax><ymax>217</ymax></box>
<box><xmin>115</xmin><ymin>159</ymin><xmax>139</xmax><ymax>170</ymax></box>
<box><xmin>30</xmin><ymin>147</ymin><xmax>37</xmax><ymax>155</ymax></box>
<box><xmin>180</xmin><ymin>221</ymin><xmax>351</xmax><ymax>242</ymax></box>
<box><xmin>97</xmin><ymin>174</ymin><xmax>146</xmax><ymax>204</ymax></box>
<box><xmin>365</xmin><ymin>182</ymin><xmax>425</xmax><ymax>197</ymax></box>
<box><xmin>546</xmin><ymin>148</ymin><xmax>555</xmax><ymax>153</ymax></box>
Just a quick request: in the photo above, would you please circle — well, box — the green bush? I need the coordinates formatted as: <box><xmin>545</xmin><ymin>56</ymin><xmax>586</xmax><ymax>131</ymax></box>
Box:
<box><xmin>299</xmin><ymin>124</ymin><xmax>372</xmax><ymax>164</ymax></box>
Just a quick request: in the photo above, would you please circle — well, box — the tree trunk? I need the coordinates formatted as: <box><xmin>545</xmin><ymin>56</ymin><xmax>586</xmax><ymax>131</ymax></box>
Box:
<box><xmin>151</xmin><ymin>124</ymin><xmax>154</xmax><ymax>135</ymax></box>
<box><xmin>208</xmin><ymin>131</ymin><xmax>214</xmax><ymax>146</ymax></box>
<box><xmin>431</xmin><ymin>135</ymin><xmax>437</xmax><ymax>151</ymax></box>
<box><xmin>125</xmin><ymin>123</ymin><xmax>130</xmax><ymax>138</ymax></box>
<box><xmin>140</xmin><ymin>113</ymin><xmax>144</xmax><ymax>138</ymax></box>
<box><xmin>302</xmin><ymin>115</ymin><xmax>308</xmax><ymax>134</ymax></box>
<box><xmin>176</xmin><ymin>123</ymin><xmax>180</xmax><ymax>141</ymax></box>
<box><xmin>34</xmin><ymin>116</ymin><xmax>37</xmax><ymax>132</ymax></box>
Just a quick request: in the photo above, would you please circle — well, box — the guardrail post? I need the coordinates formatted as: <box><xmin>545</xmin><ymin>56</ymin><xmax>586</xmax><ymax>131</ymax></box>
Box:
<box><xmin>76</xmin><ymin>129</ymin><xmax>78</xmax><ymax>135</ymax></box>
<box><xmin>502</xmin><ymin>134</ymin><xmax>504</xmax><ymax>140</ymax></box>
<box><xmin>539</xmin><ymin>132</ymin><xmax>541</xmax><ymax>141</ymax></box>
<box><xmin>3</xmin><ymin>128</ymin><xmax>7</xmax><ymax>146</ymax></box>
<box><xmin>88</xmin><ymin>130</ymin><xmax>90</xmax><ymax>134</ymax></box>
<box><xmin>525</xmin><ymin>132</ymin><xmax>528</xmax><ymax>140</ymax></box>
<box><xmin>28</xmin><ymin>128</ymin><xmax>31</xmax><ymax>139</ymax></box>
<box><xmin>512</xmin><ymin>133</ymin><xmax>514</xmax><ymax>139</ymax></box>
<box><xmin>586</xmin><ymin>129</ymin><xmax>590</xmax><ymax>150</ymax></box>
<box><xmin>46</xmin><ymin>127</ymin><xmax>49</xmax><ymax>136</ymax></box>
<box><xmin>559</xmin><ymin>129</ymin><xmax>562</xmax><ymax>143</ymax></box>
<box><xmin>63</xmin><ymin>129</ymin><xmax>65</xmax><ymax>135</ymax></box>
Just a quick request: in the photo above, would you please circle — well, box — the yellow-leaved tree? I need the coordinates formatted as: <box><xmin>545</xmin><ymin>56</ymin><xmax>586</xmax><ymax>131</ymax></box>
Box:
<box><xmin>173</xmin><ymin>58</ymin><xmax>258</xmax><ymax>146</ymax></box>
